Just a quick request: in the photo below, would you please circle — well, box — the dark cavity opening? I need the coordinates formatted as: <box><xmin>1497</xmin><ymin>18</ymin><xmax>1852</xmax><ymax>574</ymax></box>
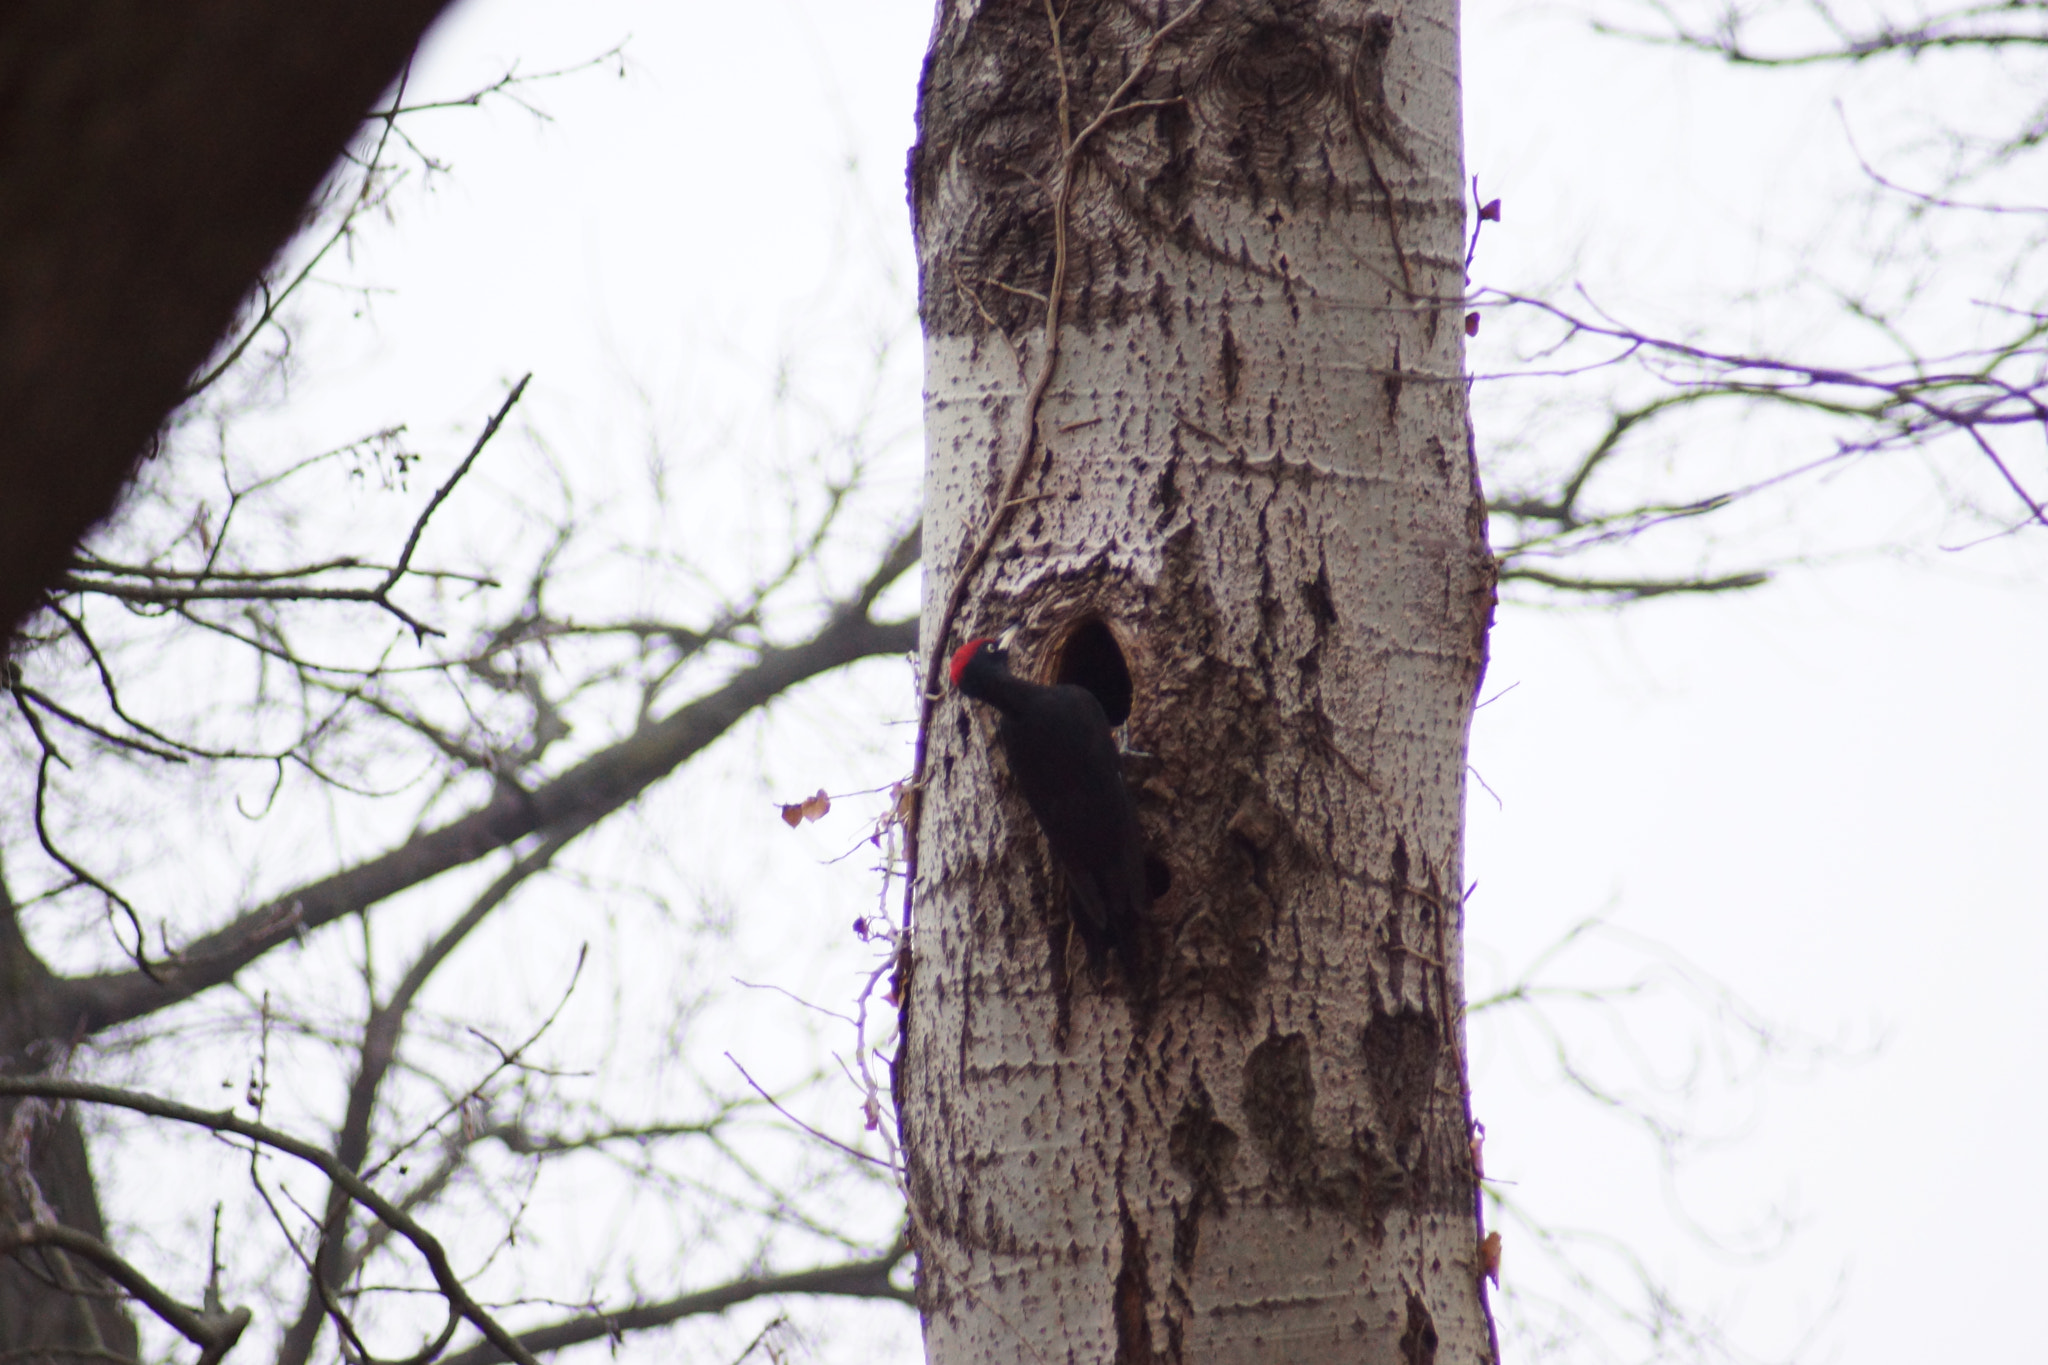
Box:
<box><xmin>1145</xmin><ymin>853</ymin><xmax>1173</xmax><ymax>899</ymax></box>
<box><xmin>1053</xmin><ymin>617</ymin><xmax>1133</xmax><ymax>726</ymax></box>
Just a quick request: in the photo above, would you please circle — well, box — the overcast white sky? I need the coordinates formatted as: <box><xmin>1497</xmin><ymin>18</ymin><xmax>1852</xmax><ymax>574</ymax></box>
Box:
<box><xmin>207</xmin><ymin>0</ymin><xmax>2048</xmax><ymax>1360</ymax></box>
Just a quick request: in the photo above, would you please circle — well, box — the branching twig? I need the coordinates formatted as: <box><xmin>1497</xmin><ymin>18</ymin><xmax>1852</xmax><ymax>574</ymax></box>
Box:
<box><xmin>275</xmin><ymin>830</ymin><xmax>573</xmax><ymax>1365</ymax></box>
<box><xmin>383</xmin><ymin>376</ymin><xmax>531</xmax><ymax>610</ymax></box>
<box><xmin>725</xmin><ymin>1055</ymin><xmax>894</xmax><ymax>1171</ymax></box>
<box><xmin>53</xmin><ymin>580</ymin><xmax>918</xmax><ymax>1036</ymax></box>
<box><xmin>1482</xmin><ymin>288</ymin><xmax>2048</xmax><ymax>533</ymax></box>
<box><xmin>0</xmin><ymin>1222</ymin><xmax>252</xmax><ymax>1365</ymax></box>
<box><xmin>0</xmin><ymin>1077</ymin><xmax>544</xmax><ymax>1365</ymax></box>
<box><xmin>429</xmin><ymin>1238</ymin><xmax>913</xmax><ymax>1365</ymax></box>
<box><xmin>9</xmin><ymin>683</ymin><xmax>155</xmax><ymax>980</ymax></box>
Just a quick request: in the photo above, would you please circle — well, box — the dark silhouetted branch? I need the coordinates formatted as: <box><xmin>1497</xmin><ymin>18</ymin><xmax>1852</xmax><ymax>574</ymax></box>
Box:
<box><xmin>0</xmin><ymin>1077</ymin><xmax>542</xmax><ymax>1365</ymax></box>
<box><xmin>52</xmin><ymin>601</ymin><xmax>919</xmax><ymax>1036</ymax></box>
<box><xmin>434</xmin><ymin>1237</ymin><xmax>914</xmax><ymax>1365</ymax></box>
<box><xmin>0</xmin><ymin>1222</ymin><xmax>250</xmax><ymax>1365</ymax></box>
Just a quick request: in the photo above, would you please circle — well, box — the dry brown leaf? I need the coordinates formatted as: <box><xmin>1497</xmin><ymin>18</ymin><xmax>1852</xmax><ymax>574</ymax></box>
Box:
<box><xmin>778</xmin><ymin>788</ymin><xmax>831</xmax><ymax>826</ymax></box>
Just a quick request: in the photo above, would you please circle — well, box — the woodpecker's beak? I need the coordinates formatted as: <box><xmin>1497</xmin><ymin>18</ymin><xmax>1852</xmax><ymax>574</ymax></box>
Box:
<box><xmin>995</xmin><ymin>625</ymin><xmax>1021</xmax><ymax>654</ymax></box>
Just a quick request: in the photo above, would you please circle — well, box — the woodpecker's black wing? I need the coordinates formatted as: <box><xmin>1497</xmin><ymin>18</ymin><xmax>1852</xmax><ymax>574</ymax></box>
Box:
<box><xmin>994</xmin><ymin>682</ymin><xmax>1150</xmax><ymax>979</ymax></box>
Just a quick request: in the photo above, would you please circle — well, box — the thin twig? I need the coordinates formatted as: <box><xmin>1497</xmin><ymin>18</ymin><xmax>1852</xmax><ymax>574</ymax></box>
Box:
<box><xmin>725</xmin><ymin>1055</ymin><xmax>894</xmax><ymax>1170</ymax></box>
<box><xmin>0</xmin><ymin>1077</ymin><xmax>544</xmax><ymax>1365</ymax></box>
<box><xmin>384</xmin><ymin>375</ymin><xmax>532</xmax><ymax>599</ymax></box>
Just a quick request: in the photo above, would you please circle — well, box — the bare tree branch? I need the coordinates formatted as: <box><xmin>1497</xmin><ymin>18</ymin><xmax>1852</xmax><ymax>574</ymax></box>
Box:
<box><xmin>276</xmin><ymin>828</ymin><xmax>572</xmax><ymax>1365</ymax></box>
<box><xmin>855</xmin><ymin>521</ymin><xmax>923</xmax><ymax>615</ymax></box>
<box><xmin>1496</xmin><ymin>566</ymin><xmax>1769</xmax><ymax>600</ymax></box>
<box><xmin>0</xmin><ymin>1223</ymin><xmax>249</xmax><ymax>1365</ymax></box>
<box><xmin>341</xmin><ymin>1110</ymin><xmax>745</xmax><ymax>1283</ymax></box>
<box><xmin>433</xmin><ymin>1238</ymin><xmax>915</xmax><ymax>1365</ymax></box>
<box><xmin>50</xmin><ymin>378</ymin><xmax>530</xmax><ymax>643</ymax></box>
<box><xmin>366</xmin><ymin>44</ymin><xmax>629</xmax><ymax>125</ymax></box>
<box><xmin>1483</xmin><ymin>288</ymin><xmax>2048</xmax><ymax>534</ymax></box>
<box><xmin>382</xmin><ymin>377</ymin><xmax>530</xmax><ymax>607</ymax></box>
<box><xmin>1597</xmin><ymin>0</ymin><xmax>2048</xmax><ymax>67</ymax></box>
<box><xmin>50</xmin><ymin>598</ymin><xmax>918</xmax><ymax>1036</ymax></box>
<box><xmin>0</xmin><ymin>1077</ymin><xmax>544</xmax><ymax>1365</ymax></box>
<box><xmin>0</xmin><ymin>0</ymin><xmax>462</xmax><ymax>639</ymax></box>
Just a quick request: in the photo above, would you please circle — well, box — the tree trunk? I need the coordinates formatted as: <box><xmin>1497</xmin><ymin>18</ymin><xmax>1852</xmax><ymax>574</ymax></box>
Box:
<box><xmin>903</xmin><ymin>2</ymin><xmax>1496</xmax><ymax>1362</ymax></box>
<box><xmin>0</xmin><ymin>888</ymin><xmax>141</xmax><ymax>1360</ymax></box>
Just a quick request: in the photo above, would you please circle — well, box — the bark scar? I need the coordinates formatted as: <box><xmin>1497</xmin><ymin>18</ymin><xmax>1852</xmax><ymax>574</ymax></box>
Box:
<box><xmin>1114</xmin><ymin>1195</ymin><xmax>1156</xmax><ymax>1364</ymax></box>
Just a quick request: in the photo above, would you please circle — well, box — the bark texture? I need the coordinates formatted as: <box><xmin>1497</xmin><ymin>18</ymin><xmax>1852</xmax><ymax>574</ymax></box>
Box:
<box><xmin>0</xmin><ymin>0</ymin><xmax>457</xmax><ymax>641</ymax></box>
<box><xmin>905</xmin><ymin>1</ymin><xmax>1496</xmax><ymax>1361</ymax></box>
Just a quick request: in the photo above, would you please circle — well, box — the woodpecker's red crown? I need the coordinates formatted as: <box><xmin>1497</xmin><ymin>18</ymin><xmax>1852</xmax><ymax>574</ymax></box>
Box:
<box><xmin>948</xmin><ymin>637</ymin><xmax>998</xmax><ymax>688</ymax></box>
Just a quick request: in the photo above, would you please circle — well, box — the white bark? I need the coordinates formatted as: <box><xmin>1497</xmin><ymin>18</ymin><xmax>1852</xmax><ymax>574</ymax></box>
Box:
<box><xmin>904</xmin><ymin>2</ymin><xmax>1496</xmax><ymax>1361</ymax></box>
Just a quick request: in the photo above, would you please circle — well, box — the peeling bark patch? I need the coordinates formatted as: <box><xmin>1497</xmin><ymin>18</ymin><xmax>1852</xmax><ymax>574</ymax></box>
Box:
<box><xmin>1114</xmin><ymin>1200</ymin><xmax>1156</xmax><ymax>1364</ymax></box>
<box><xmin>1152</xmin><ymin>456</ymin><xmax>1183</xmax><ymax>529</ymax></box>
<box><xmin>1355</xmin><ymin>1126</ymin><xmax>1412</xmax><ymax>1226</ymax></box>
<box><xmin>1219</xmin><ymin>316</ymin><xmax>1242</xmax><ymax>404</ymax></box>
<box><xmin>1400</xmin><ymin>1291</ymin><xmax>1440</xmax><ymax>1365</ymax></box>
<box><xmin>1168</xmin><ymin>1078</ymin><xmax>1240</xmax><ymax>1241</ymax></box>
<box><xmin>1299</xmin><ymin>564</ymin><xmax>1339</xmax><ymax>628</ymax></box>
<box><xmin>1148</xmin><ymin>270</ymin><xmax>1177</xmax><ymax>338</ymax></box>
<box><xmin>1226</xmin><ymin>790</ymin><xmax>1288</xmax><ymax>890</ymax></box>
<box><xmin>1191</xmin><ymin>791</ymin><xmax>1275</xmax><ymax>999</ymax></box>
<box><xmin>1361</xmin><ymin>1006</ymin><xmax>1442</xmax><ymax>1162</ymax></box>
<box><xmin>1243</xmin><ymin>1030</ymin><xmax>1316</xmax><ymax>1178</ymax></box>
<box><xmin>1047</xmin><ymin>913</ymin><xmax>1075</xmax><ymax>1047</ymax></box>
<box><xmin>1426</xmin><ymin>432</ymin><xmax>1451</xmax><ymax>482</ymax></box>
<box><xmin>1348</xmin><ymin>13</ymin><xmax>1414</xmax><ymax>164</ymax></box>
<box><xmin>1168</xmin><ymin>783</ymin><xmax>1289</xmax><ymax>1001</ymax></box>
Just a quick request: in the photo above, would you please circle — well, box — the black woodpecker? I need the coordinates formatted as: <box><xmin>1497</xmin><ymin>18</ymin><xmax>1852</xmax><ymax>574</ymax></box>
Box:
<box><xmin>948</xmin><ymin>635</ymin><xmax>1149</xmax><ymax>981</ymax></box>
